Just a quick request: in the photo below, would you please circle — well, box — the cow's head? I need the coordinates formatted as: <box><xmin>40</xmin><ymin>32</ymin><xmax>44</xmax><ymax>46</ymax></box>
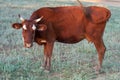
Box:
<box><xmin>12</xmin><ymin>15</ymin><xmax>47</xmax><ymax>48</ymax></box>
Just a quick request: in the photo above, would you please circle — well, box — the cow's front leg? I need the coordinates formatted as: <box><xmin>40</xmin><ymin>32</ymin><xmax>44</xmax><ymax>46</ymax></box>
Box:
<box><xmin>42</xmin><ymin>42</ymin><xmax>54</xmax><ymax>72</ymax></box>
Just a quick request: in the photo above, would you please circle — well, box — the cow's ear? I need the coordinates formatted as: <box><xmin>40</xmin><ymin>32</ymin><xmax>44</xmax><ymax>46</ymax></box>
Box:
<box><xmin>12</xmin><ymin>23</ymin><xmax>22</xmax><ymax>29</ymax></box>
<box><xmin>37</xmin><ymin>24</ymin><xmax>47</xmax><ymax>31</ymax></box>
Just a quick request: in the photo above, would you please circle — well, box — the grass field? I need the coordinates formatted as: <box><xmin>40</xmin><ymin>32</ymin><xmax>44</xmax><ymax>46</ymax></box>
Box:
<box><xmin>0</xmin><ymin>0</ymin><xmax>120</xmax><ymax>80</ymax></box>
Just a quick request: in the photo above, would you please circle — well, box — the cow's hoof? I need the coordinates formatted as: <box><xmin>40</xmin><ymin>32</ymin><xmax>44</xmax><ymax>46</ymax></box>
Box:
<box><xmin>93</xmin><ymin>65</ymin><xmax>101</xmax><ymax>74</ymax></box>
<box><xmin>40</xmin><ymin>66</ymin><xmax>45</xmax><ymax>70</ymax></box>
<box><xmin>44</xmin><ymin>70</ymin><xmax>50</xmax><ymax>73</ymax></box>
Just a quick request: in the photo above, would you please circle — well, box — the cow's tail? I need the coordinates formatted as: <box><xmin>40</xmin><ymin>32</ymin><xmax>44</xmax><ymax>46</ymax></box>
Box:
<box><xmin>76</xmin><ymin>0</ymin><xmax>89</xmax><ymax>17</ymax></box>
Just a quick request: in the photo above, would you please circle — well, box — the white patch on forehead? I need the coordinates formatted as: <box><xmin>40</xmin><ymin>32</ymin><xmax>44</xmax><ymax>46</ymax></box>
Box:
<box><xmin>32</xmin><ymin>25</ymin><xmax>36</xmax><ymax>30</ymax></box>
<box><xmin>23</xmin><ymin>25</ymin><xmax>27</xmax><ymax>30</ymax></box>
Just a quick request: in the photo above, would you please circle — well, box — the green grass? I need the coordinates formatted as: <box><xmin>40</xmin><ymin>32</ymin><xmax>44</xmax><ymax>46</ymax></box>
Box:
<box><xmin>0</xmin><ymin>0</ymin><xmax>120</xmax><ymax>80</ymax></box>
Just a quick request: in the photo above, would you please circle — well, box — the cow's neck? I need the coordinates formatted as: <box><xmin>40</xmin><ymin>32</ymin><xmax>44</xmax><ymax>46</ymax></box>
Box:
<box><xmin>34</xmin><ymin>30</ymin><xmax>47</xmax><ymax>45</ymax></box>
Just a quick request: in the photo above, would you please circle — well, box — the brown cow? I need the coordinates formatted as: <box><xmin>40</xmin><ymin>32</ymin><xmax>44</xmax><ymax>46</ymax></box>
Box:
<box><xmin>12</xmin><ymin>5</ymin><xmax>111</xmax><ymax>73</ymax></box>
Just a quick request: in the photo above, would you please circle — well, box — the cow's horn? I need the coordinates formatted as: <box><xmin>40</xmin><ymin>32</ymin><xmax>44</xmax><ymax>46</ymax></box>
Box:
<box><xmin>18</xmin><ymin>14</ymin><xmax>25</xmax><ymax>22</ymax></box>
<box><xmin>35</xmin><ymin>16</ymin><xmax>43</xmax><ymax>23</ymax></box>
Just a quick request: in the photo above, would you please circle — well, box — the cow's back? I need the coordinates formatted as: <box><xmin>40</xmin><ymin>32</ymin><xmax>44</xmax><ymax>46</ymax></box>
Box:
<box><xmin>31</xmin><ymin>6</ymin><xmax>85</xmax><ymax>23</ymax></box>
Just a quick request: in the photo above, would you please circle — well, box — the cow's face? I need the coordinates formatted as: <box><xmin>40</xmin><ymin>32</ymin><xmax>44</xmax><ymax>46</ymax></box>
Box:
<box><xmin>12</xmin><ymin>16</ymin><xmax>47</xmax><ymax>48</ymax></box>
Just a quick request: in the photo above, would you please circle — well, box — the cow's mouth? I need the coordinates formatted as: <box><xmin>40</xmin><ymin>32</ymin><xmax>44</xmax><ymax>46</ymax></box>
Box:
<box><xmin>24</xmin><ymin>43</ymin><xmax>32</xmax><ymax>48</ymax></box>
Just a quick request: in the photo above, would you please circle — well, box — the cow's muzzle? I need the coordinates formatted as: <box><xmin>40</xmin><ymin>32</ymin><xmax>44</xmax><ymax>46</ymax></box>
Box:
<box><xmin>24</xmin><ymin>43</ymin><xmax>32</xmax><ymax>48</ymax></box>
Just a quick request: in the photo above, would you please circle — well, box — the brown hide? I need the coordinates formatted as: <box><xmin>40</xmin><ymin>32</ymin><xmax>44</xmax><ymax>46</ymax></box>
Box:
<box><xmin>31</xmin><ymin>6</ymin><xmax>111</xmax><ymax>44</ymax></box>
<box><xmin>31</xmin><ymin>6</ymin><xmax>86</xmax><ymax>43</ymax></box>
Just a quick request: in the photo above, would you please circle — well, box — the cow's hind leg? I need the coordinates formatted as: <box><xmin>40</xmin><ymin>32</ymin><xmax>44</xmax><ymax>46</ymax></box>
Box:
<box><xmin>94</xmin><ymin>39</ymin><xmax>106</xmax><ymax>73</ymax></box>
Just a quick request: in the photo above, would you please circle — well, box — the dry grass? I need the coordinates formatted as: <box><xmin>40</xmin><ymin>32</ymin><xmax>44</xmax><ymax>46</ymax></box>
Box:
<box><xmin>0</xmin><ymin>0</ymin><xmax>120</xmax><ymax>80</ymax></box>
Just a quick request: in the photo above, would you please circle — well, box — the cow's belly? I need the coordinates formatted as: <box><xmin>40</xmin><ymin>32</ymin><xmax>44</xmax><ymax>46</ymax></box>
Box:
<box><xmin>54</xmin><ymin>24</ymin><xmax>85</xmax><ymax>43</ymax></box>
<box><xmin>56</xmin><ymin>34</ymin><xmax>85</xmax><ymax>44</ymax></box>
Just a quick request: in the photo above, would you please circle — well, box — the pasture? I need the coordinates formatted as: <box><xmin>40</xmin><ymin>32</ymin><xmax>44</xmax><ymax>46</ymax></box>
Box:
<box><xmin>0</xmin><ymin>0</ymin><xmax>120</xmax><ymax>80</ymax></box>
